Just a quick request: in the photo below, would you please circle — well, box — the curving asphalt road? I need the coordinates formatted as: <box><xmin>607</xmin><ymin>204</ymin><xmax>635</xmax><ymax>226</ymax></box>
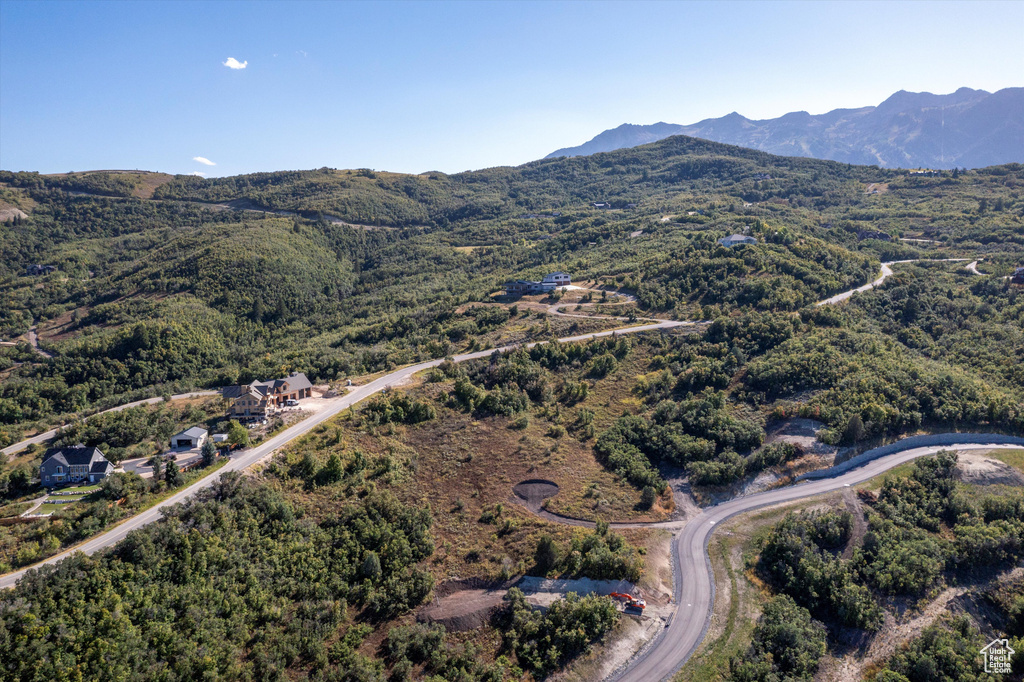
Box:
<box><xmin>605</xmin><ymin>441</ymin><xmax>1024</xmax><ymax>682</ymax></box>
<box><xmin>815</xmin><ymin>258</ymin><xmax>968</xmax><ymax>307</ymax></box>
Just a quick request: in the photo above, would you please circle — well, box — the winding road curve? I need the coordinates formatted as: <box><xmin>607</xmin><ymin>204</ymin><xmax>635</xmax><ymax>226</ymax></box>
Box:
<box><xmin>604</xmin><ymin>440</ymin><xmax>1024</xmax><ymax>682</ymax></box>
<box><xmin>2</xmin><ymin>255</ymin><xmax>1003</xmax><ymax>682</ymax></box>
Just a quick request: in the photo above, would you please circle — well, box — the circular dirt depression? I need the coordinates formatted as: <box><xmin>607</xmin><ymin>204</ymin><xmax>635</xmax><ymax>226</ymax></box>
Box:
<box><xmin>513</xmin><ymin>479</ymin><xmax>560</xmax><ymax>510</ymax></box>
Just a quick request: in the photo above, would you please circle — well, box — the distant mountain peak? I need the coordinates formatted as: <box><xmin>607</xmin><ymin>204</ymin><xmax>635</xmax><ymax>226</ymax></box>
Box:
<box><xmin>544</xmin><ymin>87</ymin><xmax>1023</xmax><ymax>169</ymax></box>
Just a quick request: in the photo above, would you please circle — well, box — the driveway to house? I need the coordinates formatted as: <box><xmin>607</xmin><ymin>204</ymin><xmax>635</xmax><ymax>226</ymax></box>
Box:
<box><xmin>0</xmin><ymin>320</ymin><xmax>692</xmax><ymax>590</ymax></box>
<box><xmin>1</xmin><ymin>391</ymin><xmax>220</xmax><ymax>458</ymax></box>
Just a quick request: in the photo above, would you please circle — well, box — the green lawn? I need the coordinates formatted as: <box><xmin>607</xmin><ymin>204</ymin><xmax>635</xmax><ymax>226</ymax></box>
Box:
<box><xmin>49</xmin><ymin>484</ymin><xmax>102</xmax><ymax>495</ymax></box>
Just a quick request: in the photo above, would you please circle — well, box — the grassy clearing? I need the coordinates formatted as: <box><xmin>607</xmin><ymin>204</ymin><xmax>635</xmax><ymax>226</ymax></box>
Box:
<box><xmin>49</xmin><ymin>484</ymin><xmax>101</xmax><ymax>495</ymax></box>
<box><xmin>273</xmin><ymin>403</ymin><xmax>659</xmax><ymax>585</ymax></box>
<box><xmin>989</xmin><ymin>448</ymin><xmax>1024</xmax><ymax>473</ymax></box>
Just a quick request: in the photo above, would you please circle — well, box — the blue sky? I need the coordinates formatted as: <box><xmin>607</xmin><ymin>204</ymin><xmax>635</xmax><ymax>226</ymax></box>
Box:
<box><xmin>1</xmin><ymin>0</ymin><xmax>1021</xmax><ymax>177</ymax></box>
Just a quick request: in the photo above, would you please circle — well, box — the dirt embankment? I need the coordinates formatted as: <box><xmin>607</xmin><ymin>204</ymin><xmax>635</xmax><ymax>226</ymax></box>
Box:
<box><xmin>956</xmin><ymin>451</ymin><xmax>1024</xmax><ymax>486</ymax></box>
<box><xmin>841</xmin><ymin>487</ymin><xmax>868</xmax><ymax>560</ymax></box>
<box><xmin>418</xmin><ymin>578</ymin><xmax>516</xmax><ymax>632</ymax></box>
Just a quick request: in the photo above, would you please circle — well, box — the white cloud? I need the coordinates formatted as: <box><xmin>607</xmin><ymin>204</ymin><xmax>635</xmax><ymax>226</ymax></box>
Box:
<box><xmin>193</xmin><ymin>156</ymin><xmax>216</xmax><ymax>166</ymax></box>
<box><xmin>223</xmin><ymin>57</ymin><xmax>248</xmax><ymax>70</ymax></box>
<box><xmin>189</xmin><ymin>171</ymin><xmax>207</xmax><ymax>177</ymax></box>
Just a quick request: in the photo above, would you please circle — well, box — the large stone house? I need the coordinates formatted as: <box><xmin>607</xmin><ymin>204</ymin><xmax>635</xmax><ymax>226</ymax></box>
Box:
<box><xmin>39</xmin><ymin>445</ymin><xmax>114</xmax><ymax>487</ymax></box>
<box><xmin>223</xmin><ymin>372</ymin><xmax>313</xmax><ymax>419</ymax></box>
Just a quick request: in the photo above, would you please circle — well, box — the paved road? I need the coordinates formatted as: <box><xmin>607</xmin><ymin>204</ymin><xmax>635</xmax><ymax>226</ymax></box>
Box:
<box><xmin>816</xmin><ymin>259</ymin><xmax>968</xmax><ymax>306</ymax></box>
<box><xmin>607</xmin><ymin>441</ymin><xmax>1024</xmax><ymax>682</ymax></box>
<box><xmin>1</xmin><ymin>391</ymin><xmax>220</xmax><ymax>457</ymax></box>
<box><xmin>1</xmin><ymin>253</ymin><xmax>1001</xmax><ymax>679</ymax></box>
<box><xmin>0</xmin><ymin>321</ymin><xmax>693</xmax><ymax>590</ymax></box>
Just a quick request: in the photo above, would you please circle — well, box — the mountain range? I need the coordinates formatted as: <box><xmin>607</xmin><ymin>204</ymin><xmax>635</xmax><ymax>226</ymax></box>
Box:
<box><xmin>546</xmin><ymin>87</ymin><xmax>1024</xmax><ymax>169</ymax></box>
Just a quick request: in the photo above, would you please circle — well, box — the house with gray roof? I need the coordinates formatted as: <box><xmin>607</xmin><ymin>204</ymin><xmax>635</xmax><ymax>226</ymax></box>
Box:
<box><xmin>170</xmin><ymin>426</ymin><xmax>208</xmax><ymax>449</ymax></box>
<box><xmin>39</xmin><ymin>445</ymin><xmax>114</xmax><ymax>488</ymax></box>
<box><xmin>224</xmin><ymin>372</ymin><xmax>313</xmax><ymax>419</ymax></box>
<box><xmin>717</xmin><ymin>234</ymin><xmax>758</xmax><ymax>248</ymax></box>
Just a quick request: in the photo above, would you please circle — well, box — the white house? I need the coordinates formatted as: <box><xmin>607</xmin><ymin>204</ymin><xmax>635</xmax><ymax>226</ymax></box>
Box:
<box><xmin>170</xmin><ymin>426</ymin><xmax>208</xmax><ymax>450</ymax></box>
<box><xmin>504</xmin><ymin>272</ymin><xmax>571</xmax><ymax>296</ymax></box>
<box><xmin>542</xmin><ymin>272</ymin><xmax>571</xmax><ymax>288</ymax></box>
<box><xmin>718</xmin><ymin>234</ymin><xmax>758</xmax><ymax>248</ymax></box>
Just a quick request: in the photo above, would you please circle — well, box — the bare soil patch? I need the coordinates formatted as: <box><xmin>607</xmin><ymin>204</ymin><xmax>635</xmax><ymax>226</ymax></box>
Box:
<box><xmin>956</xmin><ymin>451</ymin><xmax>1024</xmax><ymax>486</ymax></box>
<box><xmin>419</xmin><ymin>587</ymin><xmax>508</xmax><ymax>632</ymax></box>
<box><xmin>841</xmin><ymin>487</ymin><xmax>868</xmax><ymax>560</ymax></box>
<box><xmin>0</xmin><ymin>206</ymin><xmax>28</xmax><ymax>222</ymax></box>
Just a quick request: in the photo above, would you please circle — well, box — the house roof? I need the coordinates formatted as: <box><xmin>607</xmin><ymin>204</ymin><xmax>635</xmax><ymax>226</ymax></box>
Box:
<box><xmin>276</xmin><ymin>372</ymin><xmax>312</xmax><ymax>393</ymax></box>
<box><xmin>41</xmin><ymin>445</ymin><xmax>109</xmax><ymax>469</ymax></box>
<box><xmin>90</xmin><ymin>460</ymin><xmax>113</xmax><ymax>474</ymax></box>
<box><xmin>173</xmin><ymin>426</ymin><xmax>208</xmax><ymax>440</ymax></box>
<box><xmin>225</xmin><ymin>372</ymin><xmax>313</xmax><ymax>400</ymax></box>
<box><xmin>719</xmin><ymin>234</ymin><xmax>757</xmax><ymax>244</ymax></box>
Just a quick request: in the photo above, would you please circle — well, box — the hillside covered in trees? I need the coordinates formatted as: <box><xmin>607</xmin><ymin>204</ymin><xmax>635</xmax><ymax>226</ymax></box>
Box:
<box><xmin>0</xmin><ymin>137</ymin><xmax>1022</xmax><ymax>679</ymax></box>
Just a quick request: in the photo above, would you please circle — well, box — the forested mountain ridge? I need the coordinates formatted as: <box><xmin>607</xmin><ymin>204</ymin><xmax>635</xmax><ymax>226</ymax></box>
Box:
<box><xmin>0</xmin><ymin>135</ymin><xmax>1021</xmax><ymax>447</ymax></box>
<box><xmin>547</xmin><ymin>87</ymin><xmax>1024</xmax><ymax>169</ymax></box>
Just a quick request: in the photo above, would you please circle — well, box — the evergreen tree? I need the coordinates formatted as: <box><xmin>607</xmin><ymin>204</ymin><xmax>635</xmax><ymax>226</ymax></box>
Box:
<box><xmin>165</xmin><ymin>459</ymin><xmax>182</xmax><ymax>488</ymax></box>
<box><xmin>201</xmin><ymin>438</ymin><xmax>217</xmax><ymax>466</ymax></box>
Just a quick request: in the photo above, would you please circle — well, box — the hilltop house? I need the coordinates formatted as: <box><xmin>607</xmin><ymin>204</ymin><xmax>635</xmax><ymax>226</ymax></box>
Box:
<box><xmin>170</xmin><ymin>426</ymin><xmax>208</xmax><ymax>449</ymax></box>
<box><xmin>39</xmin><ymin>445</ymin><xmax>114</xmax><ymax>487</ymax></box>
<box><xmin>857</xmin><ymin>229</ymin><xmax>892</xmax><ymax>242</ymax></box>
<box><xmin>223</xmin><ymin>372</ymin><xmax>313</xmax><ymax>419</ymax></box>
<box><xmin>1012</xmin><ymin>267</ymin><xmax>1024</xmax><ymax>285</ymax></box>
<box><xmin>26</xmin><ymin>264</ymin><xmax>57</xmax><ymax>276</ymax></box>
<box><xmin>718</xmin><ymin>234</ymin><xmax>758</xmax><ymax>248</ymax></box>
<box><xmin>503</xmin><ymin>272</ymin><xmax>571</xmax><ymax>296</ymax></box>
